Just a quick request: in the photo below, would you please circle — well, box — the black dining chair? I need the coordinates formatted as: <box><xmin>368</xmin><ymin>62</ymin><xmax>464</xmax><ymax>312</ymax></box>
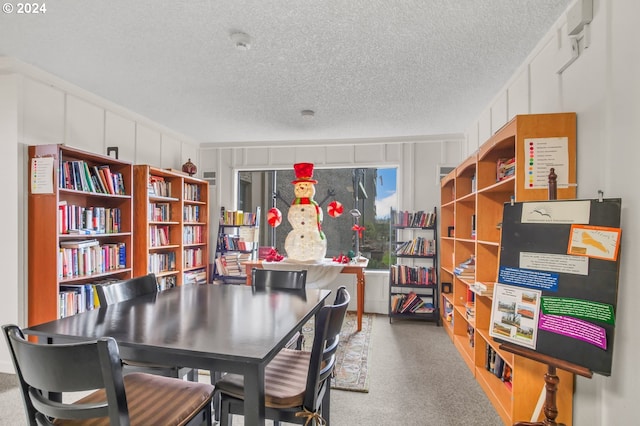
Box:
<box><xmin>251</xmin><ymin>268</ymin><xmax>308</xmax><ymax>349</ymax></box>
<box><xmin>95</xmin><ymin>273</ymin><xmax>197</xmax><ymax>381</ymax></box>
<box><xmin>2</xmin><ymin>324</ymin><xmax>214</xmax><ymax>426</ymax></box>
<box><xmin>214</xmin><ymin>286</ymin><xmax>350</xmax><ymax>426</ymax></box>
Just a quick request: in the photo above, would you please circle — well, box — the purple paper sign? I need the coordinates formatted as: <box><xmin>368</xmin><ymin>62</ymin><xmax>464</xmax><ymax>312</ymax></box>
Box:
<box><xmin>539</xmin><ymin>313</ymin><xmax>607</xmax><ymax>350</ymax></box>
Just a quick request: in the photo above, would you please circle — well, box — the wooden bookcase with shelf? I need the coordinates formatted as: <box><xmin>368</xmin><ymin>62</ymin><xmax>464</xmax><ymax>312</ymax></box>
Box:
<box><xmin>388</xmin><ymin>208</ymin><xmax>439</xmax><ymax>324</ymax></box>
<box><xmin>133</xmin><ymin>166</ymin><xmax>209</xmax><ymax>288</ymax></box>
<box><xmin>28</xmin><ymin>144</ymin><xmax>133</xmax><ymax>326</ymax></box>
<box><xmin>438</xmin><ymin>113</ymin><xmax>577</xmax><ymax>425</ymax></box>
<box><xmin>213</xmin><ymin>208</ymin><xmax>260</xmax><ymax>284</ymax></box>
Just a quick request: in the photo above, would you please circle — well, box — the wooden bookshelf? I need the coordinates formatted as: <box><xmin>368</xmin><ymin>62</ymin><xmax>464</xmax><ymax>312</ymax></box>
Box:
<box><xmin>133</xmin><ymin>165</ymin><xmax>209</xmax><ymax>287</ymax></box>
<box><xmin>439</xmin><ymin>113</ymin><xmax>577</xmax><ymax>425</ymax></box>
<box><xmin>28</xmin><ymin>144</ymin><xmax>133</xmax><ymax>326</ymax></box>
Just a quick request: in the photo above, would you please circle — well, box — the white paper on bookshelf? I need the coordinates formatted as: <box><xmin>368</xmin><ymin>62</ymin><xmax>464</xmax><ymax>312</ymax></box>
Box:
<box><xmin>239</xmin><ymin>227</ymin><xmax>259</xmax><ymax>242</ymax></box>
<box><xmin>31</xmin><ymin>157</ymin><xmax>55</xmax><ymax>194</ymax></box>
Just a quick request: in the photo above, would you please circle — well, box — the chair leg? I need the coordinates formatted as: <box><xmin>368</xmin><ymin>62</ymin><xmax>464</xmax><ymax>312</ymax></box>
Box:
<box><xmin>219</xmin><ymin>397</ymin><xmax>231</xmax><ymax>426</ymax></box>
<box><xmin>323</xmin><ymin>384</ymin><xmax>331</xmax><ymax>425</ymax></box>
<box><xmin>211</xmin><ymin>371</ymin><xmax>225</xmax><ymax>422</ymax></box>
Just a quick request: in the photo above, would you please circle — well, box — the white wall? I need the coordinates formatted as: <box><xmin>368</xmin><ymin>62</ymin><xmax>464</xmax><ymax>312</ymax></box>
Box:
<box><xmin>462</xmin><ymin>0</ymin><xmax>639</xmax><ymax>424</ymax></box>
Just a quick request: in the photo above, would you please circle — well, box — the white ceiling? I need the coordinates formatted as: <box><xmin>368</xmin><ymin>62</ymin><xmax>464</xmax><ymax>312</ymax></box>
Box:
<box><xmin>0</xmin><ymin>0</ymin><xmax>571</xmax><ymax>144</ymax></box>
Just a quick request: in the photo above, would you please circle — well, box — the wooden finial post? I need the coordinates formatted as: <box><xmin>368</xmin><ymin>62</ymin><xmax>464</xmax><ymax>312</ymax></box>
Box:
<box><xmin>548</xmin><ymin>168</ymin><xmax>557</xmax><ymax>200</ymax></box>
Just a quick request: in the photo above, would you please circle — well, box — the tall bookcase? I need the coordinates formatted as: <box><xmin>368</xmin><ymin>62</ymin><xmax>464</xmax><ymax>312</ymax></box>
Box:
<box><xmin>212</xmin><ymin>208</ymin><xmax>260</xmax><ymax>283</ymax></box>
<box><xmin>28</xmin><ymin>144</ymin><xmax>133</xmax><ymax>326</ymax></box>
<box><xmin>133</xmin><ymin>165</ymin><xmax>209</xmax><ymax>287</ymax></box>
<box><xmin>388</xmin><ymin>208</ymin><xmax>439</xmax><ymax>324</ymax></box>
<box><xmin>439</xmin><ymin>113</ymin><xmax>577</xmax><ymax>425</ymax></box>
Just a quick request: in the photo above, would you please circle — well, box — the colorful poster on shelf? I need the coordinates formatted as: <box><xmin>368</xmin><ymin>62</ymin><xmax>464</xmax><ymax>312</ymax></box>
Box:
<box><xmin>523</xmin><ymin>137</ymin><xmax>569</xmax><ymax>190</ymax></box>
<box><xmin>567</xmin><ymin>224</ymin><xmax>621</xmax><ymax>261</ymax></box>
<box><xmin>489</xmin><ymin>283</ymin><xmax>541</xmax><ymax>349</ymax></box>
<box><xmin>31</xmin><ymin>157</ymin><xmax>55</xmax><ymax>194</ymax></box>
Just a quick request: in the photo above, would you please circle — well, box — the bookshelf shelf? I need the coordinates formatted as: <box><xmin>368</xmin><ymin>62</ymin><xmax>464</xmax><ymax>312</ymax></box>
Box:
<box><xmin>133</xmin><ymin>165</ymin><xmax>210</xmax><ymax>288</ymax></box>
<box><xmin>213</xmin><ymin>209</ymin><xmax>261</xmax><ymax>283</ymax></box>
<box><xmin>28</xmin><ymin>144</ymin><xmax>134</xmax><ymax>325</ymax></box>
<box><xmin>438</xmin><ymin>113</ymin><xmax>577</xmax><ymax>425</ymax></box>
<box><xmin>388</xmin><ymin>208</ymin><xmax>439</xmax><ymax>324</ymax></box>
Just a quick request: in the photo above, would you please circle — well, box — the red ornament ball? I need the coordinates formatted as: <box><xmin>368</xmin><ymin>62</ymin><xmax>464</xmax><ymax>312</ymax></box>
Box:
<box><xmin>327</xmin><ymin>200</ymin><xmax>344</xmax><ymax>218</ymax></box>
<box><xmin>267</xmin><ymin>208</ymin><xmax>282</xmax><ymax>227</ymax></box>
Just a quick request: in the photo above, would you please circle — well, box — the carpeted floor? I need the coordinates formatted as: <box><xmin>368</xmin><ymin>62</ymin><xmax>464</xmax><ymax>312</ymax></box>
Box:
<box><xmin>303</xmin><ymin>311</ymin><xmax>373</xmax><ymax>392</ymax></box>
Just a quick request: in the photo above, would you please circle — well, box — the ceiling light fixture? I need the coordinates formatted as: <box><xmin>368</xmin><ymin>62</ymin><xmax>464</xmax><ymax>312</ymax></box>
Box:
<box><xmin>230</xmin><ymin>31</ymin><xmax>251</xmax><ymax>50</ymax></box>
<box><xmin>301</xmin><ymin>110</ymin><xmax>315</xmax><ymax>120</ymax></box>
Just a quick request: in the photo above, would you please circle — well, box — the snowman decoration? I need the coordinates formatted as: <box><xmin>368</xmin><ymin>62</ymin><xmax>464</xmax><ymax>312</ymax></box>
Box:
<box><xmin>284</xmin><ymin>163</ymin><xmax>327</xmax><ymax>263</ymax></box>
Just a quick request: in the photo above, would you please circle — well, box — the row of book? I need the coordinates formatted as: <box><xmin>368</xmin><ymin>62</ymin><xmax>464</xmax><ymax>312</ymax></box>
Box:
<box><xmin>157</xmin><ymin>275</ymin><xmax>177</xmax><ymax>291</ymax></box>
<box><xmin>58</xmin><ymin>240</ymin><xmax>126</xmax><ymax>278</ymax></box>
<box><xmin>486</xmin><ymin>345</ymin><xmax>513</xmax><ymax>391</ymax></box>
<box><xmin>183</xmin><ymin>226</ymin><xmax>206</xmax><ymax>245</ymax></box>
<box><xmin>220</xmin><ymin>209</ymin><xmax>258</xmax><ymax>226</ymax></box>
<box><xmin>390</xmin><ymin>264</ymin><xmax>436</xmax><ymax>286</ymax></box>
<box><xmin>496</xmin><ymin>157</ymin><xmax>516</xmax><ymax>182</ymax></box>
<box><xmin>184</xmin><ymin>183</ymin><xmax>202</xmax><ymax>202</ymax></box>
<box><xmin>148</xmin><ymin>252</ymin><xmax>177</xmax><ymax>275</ymax></box>
<box><xmin>395</xmin><ymin>237</ymin><xmax>436</xmax><ymax>256</ymax></box>
<box><xmin>218</xmin><ymin>234</ymin><xmax>255</xmax><ymax>252</ymax></box>
<box><xmin>148</xmin><ymin>202</ymin><xmax>172</xmax><ymax>222</ymax></box>
<box><xmin>390</xmin><ymin>291</ymin><xmax>436</xmax><ymax>314</ymax></box>
<box><xmin>148</xmin><ymin>175</ymin><xmax>173</xmax><ymax>197</ymax></box>
<box><xmin>184</xmin><ymin>247</ymin><xmax>205</xmax><ymax>268</ymax></box>
<box><xmin>58</xmin><ymin>203</ymin><xmax>122</xmax><ymax>235</ymax></box>
<box><xmin>184</xmin><ymin>205</ymin><xmax>202</xmax><ymax>222</ymax></box>
<box><xmin>149</xmin><ymin>225</ymin><xmax>171</xmax><ymax>247</ymax></box>
<box><xmin>59</xmin><ymin>160</ymin><xmax>126</xmax><ymax>195</ymax></box>
<box><xmin>391</xmin><ymin>210</ymin><xmax>436</xmax><ymax>228</ymax></box>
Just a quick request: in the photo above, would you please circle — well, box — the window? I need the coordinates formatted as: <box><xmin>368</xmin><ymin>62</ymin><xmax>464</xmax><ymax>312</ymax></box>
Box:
<box><xmin>237</xmin><ymin>167</ymin><xmax>397</xmax><ymax>270</ymax></box>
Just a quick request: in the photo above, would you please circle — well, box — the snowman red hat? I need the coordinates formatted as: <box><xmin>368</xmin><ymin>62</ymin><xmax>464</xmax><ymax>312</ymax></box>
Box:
<box><xmin>291</xmin><ymin>162</ymin><xmax>318</xmax><ymax>184</ymax></box>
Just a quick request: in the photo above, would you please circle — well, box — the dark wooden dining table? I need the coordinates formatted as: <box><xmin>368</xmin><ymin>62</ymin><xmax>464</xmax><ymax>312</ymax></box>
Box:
<box><xmin>25</xmin><ymin>283</ymin><xmax>331</xmax><ymax>426</ymax></box>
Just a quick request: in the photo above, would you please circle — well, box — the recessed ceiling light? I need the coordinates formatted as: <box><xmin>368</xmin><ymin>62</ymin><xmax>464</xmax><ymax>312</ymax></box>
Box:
<box><xmin>230</xmin><ymin>31</ymin><xmax>251</xmax><ymax>50</ymax></box>
<box><xmin>301</xmin><ymin>110</ymin><xmax>315</xmax><ymax>120</ymax></box>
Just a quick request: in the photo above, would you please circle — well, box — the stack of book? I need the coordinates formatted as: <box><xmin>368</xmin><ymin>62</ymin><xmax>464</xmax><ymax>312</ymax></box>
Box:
<box><xmin>469</xmin><ymin>281</ymin><xmax>495</xmax><ymax>297</ymax></box>
<box><xmin>454</xmin><ymin>255</ymin><xmax>475</xmax><ymax>281</ymax></box>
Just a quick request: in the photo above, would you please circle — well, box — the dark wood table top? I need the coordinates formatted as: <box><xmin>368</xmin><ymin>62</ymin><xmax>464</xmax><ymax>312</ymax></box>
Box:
<box><xmin>26</xmin><ymin>283</ymin><xmax>331</xmax><ymax>367</ymax></box>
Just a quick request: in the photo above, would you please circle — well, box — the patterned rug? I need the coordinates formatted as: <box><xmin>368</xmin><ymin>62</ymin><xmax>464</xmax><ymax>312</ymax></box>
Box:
<box><xmin>302</xmin><ymin>311</ymin><xmax>373</xmax><ymax>392</ymax></box>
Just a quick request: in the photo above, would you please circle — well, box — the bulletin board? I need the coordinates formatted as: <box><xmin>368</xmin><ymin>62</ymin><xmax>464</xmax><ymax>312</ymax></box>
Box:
<box><xmin>490</xmin><ymin>198</ymin><xmax>622</xmax><ymax>376</ymax></box>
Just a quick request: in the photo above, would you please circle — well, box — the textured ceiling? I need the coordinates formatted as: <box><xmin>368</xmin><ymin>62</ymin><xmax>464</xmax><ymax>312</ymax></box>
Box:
<box><xmin>0</xmin><ymin>0</ymin><xmax>571</xmax><ymax>143</ymax></box>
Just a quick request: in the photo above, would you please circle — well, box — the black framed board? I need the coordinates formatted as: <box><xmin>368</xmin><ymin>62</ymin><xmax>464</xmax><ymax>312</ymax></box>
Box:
<box><xmin>490</xmin><ymin>198</ymin><xmax>622</xmax><ymax>376</ymax></box>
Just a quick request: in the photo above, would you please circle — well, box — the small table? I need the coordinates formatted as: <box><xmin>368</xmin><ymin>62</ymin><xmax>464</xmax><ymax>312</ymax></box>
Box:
<box><xmin>245</xmin><ymin>259</ymin><xmax>368</xmax><ymax>332</ymax></box>
<box><xmin>25</xmin><ymin>284</ymin><xmax>331</xmax><ymax>426</ymax></box>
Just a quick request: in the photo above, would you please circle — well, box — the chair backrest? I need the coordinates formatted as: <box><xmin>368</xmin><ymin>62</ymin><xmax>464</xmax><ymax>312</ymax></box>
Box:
<box><xmin>251</xmin><ymin>268</ymin><xmax>307</xmax><ymax>292</ymax></box>
<box><xmin>2</xmin><ymin>324</ymin><xmax>129</xmax><ymax>425</ymax></box>
<box><xmin>303</xmin><ymin>286</ymin><xmax>350</xmax><ymax>412</ymax></box>
<box><xmin>96</xmin><ymin>273</ymin><xmax>158</xmax><ymax>306</ymax></box>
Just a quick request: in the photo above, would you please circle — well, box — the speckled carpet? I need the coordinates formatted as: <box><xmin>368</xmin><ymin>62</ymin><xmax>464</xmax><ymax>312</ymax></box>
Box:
<box><xmin>303</xmin><ymin>311</ymin><xmax>373</xmax><ymax>392</ymax></box>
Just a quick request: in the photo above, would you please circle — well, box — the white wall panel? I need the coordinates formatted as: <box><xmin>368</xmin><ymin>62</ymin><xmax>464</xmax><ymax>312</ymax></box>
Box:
<box><xmin>135</xmin><ymin>124</ymin><xmax>161</xmax><ymax>166</ymax></box>
<box><xmin>412</xmin><ymin>143</ymin><xmax>441</xmax><ymax>210</ymax></box>
<box><xmin>478</xmin><ymin>107</ymin><xmax>492</xmax><ymax>143</ymax></box>
<box><xmin>295</xmin><ymin>146</ymin><xmax>325</xmax><ymax>165</ymax></box>
<box><xmin>384</xmin><ymin>143</ymin><xmax>402</xmax><ymax>163</ymax></box>
<box><xmin>65</xmin><ymin>95</ymin><xmax>104</xmax><ymax>152</ymax></box>
<box><xmin>354</xmin><ymin>143</ymin><xmax>385</xmax><ymax>164</ymax></box>
<box><xmin>22</xmin><ymin>77</ymin><xmax>64</xmax><ymax>145</ymax></box>
<box><xmin>326</xmin><ymin>145</ymin><xmax>354</xmax><ymax>164</ymax></box>
<box><xmin>530</xmin><ymin>37</ymin><xmax>562</xmax><ymax>113</ymax></box>
<box><xmin>508</xmin><ymin>69</ymin><xmax>530</xmax><ymax>119</ymax></box>
<box><xmin>160</xmin><ymin>133</ymin><xmax>181</xmax><ymax>170</ymax></box>
<box><xmin>270</xmin><ymin>147</ymin><xmax>297</xmax><ymax>168</ymax></box>
<box><xmin>491</xmin><ymin>91</ymin><xmax>508</xmax><ymax>133</ymax></box>
<box><xmin>244</xmin><ymin>147</ymin><xmax>270</xmax><ymax>167</ymax></box>
<box><xmin>105</xmin><ymin>111</ymin><xmax>135</xmax><ymax>163</ymax></box>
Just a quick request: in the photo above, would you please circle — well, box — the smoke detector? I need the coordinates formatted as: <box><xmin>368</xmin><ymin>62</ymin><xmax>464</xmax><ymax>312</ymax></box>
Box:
<box><xmin>301</xmin><ymin>110</ymin><xmax>315</xmax><ymax>120</ymax></box>
<box><xmin>230</xmin><ymin>31</ymin><xmax>251</xmax><ymax>50</ymax></box>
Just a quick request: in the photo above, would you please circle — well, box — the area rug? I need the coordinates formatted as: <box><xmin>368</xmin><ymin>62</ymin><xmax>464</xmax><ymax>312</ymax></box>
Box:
<box><xmin>302</xmin><ymin>311</ymin><xmax>373</xmax><ymax>393</ymax></box>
